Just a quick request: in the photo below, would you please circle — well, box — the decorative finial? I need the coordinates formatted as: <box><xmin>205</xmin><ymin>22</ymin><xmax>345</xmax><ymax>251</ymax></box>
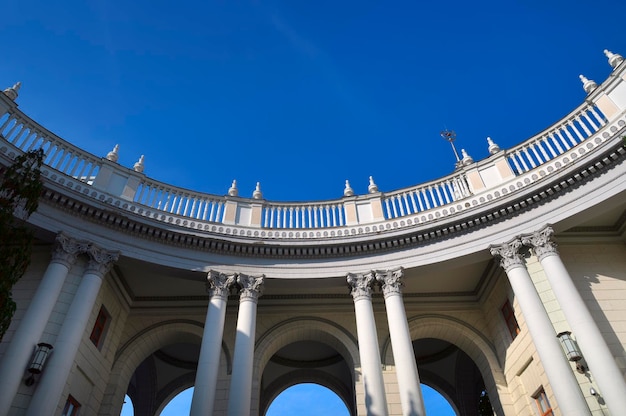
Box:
<box><xmin>133</xmin><ymin>155</ymin><xmax>145</xmax><ymax>172</ymax></box>
<box><xmin>461</xmin><ymin>149</ymin><xmax>474</xmax><ymax>165</ymax></box>
<box><xmin>487</xmin><ymin>137</ymin><xmax>500</xmax><ymax>155</ymax></box>
<box><xmin>368</xmin><ymin>176</ymin><xmax>379</xmax><ymax>193</ymax></box>
<box><xmin>579</xmin><ymin>74</ymin><xmax>597</xmax><ymax>94</ymax></box>
<box><xmin>252</xmin><ymin>182</ymin><xmax>263</xmax><ymax>199</ymax></box>
<box><xmin>228</xmin><ymin>180</ymin><xmax>238</xmax><ymax>197</ymax></box>
<box><xmin>3</xmin><ymin>81</ymin><xmax>21</xmax><ymax>101</ymax></box>
<box><xmin>604</xmin><ymin>49</ymin><xmax>624</xmax><ymax>69</ymax></box>
<box><xmin>106</xmin><ymin>144</ymin><xmax>119</xmax><ymax>162</ymax></box>
<box><xmin>343</xmin><ymin>180</ymin><xmax>354</xmax><ymax>197</ymax></box>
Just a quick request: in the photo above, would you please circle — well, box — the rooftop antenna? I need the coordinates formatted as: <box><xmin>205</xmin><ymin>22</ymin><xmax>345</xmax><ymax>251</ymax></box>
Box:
<box><xmin>440</xmin><ymin>129</ymin><xmax>461</xmax><ymax>168</ymax></box>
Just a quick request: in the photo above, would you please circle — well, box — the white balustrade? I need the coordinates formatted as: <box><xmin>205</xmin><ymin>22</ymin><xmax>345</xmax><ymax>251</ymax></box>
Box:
<box><xmin>0</xmin><ymin>69</ymin><xmax>622</xmax><ymax>237</ymax></box>
<box><xmin>505</xmin><ymin>103</ymin><xmax>605</xmax><ymax>174</ymax></box>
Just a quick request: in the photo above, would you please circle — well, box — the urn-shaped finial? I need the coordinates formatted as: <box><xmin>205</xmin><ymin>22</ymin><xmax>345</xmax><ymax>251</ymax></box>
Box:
<box><xmin>106</xmin><ymin>144</ymin><xmax>120</xmax><ymax>162</ymax></box>
<box><xmin>461</xmin><ymin>149</ymin><xmax>474</xmax><ymax>165</ymax></box>
<box><xmin>487</xmin><ymin>137</ymin><xmax>500</xmax><ymax>155</ymax></box>
<box><xmin>133</xmin><ymin>155</ymin><xmax>145</xmax><ymax>173</ymax></box>
<box><xmin>3</xmin><ymin>81</ymin><xmax>21</xmax><ymax>101</ymax></box>
<box><xmin>579</xmin><ymin>74</ymin><xmax>598</xmax><ymax>94</ymax></box>
<box><xmin>252</xmin><ymin>182</ymin><xmax>263</xmax><ymax>199</ymax></box>
<box><xmin>604</xmin><ymin>49</ymin><xmax>624</xmax><ymax>69</ymax></box>
<box><xmin>228</xmin><ymin>180</ymin><xmax>238</xmax><ymax>197</ymax></box>
<box><xmin>343</xmin><ymin>180</ymin><xmax>354</xmax><ymax>197</ymax></box>
<box><xmin>368</xmin><ymin>176</ymin><xmax>379</xmax><ymax>194</ymax></box>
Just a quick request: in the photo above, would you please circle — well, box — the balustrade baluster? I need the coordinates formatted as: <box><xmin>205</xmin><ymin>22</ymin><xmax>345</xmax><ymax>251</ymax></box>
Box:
<box><xmin>339</xmin><ymin>205</ymin><xmax>345</xmax><ymax>226</ymax></box>
<box><xmin>522</xmin><ymin>147</ymin><xmax>536</xmax><ymax>168</ymax></box>
<box><xmin>434</xmin><ymin>185</ymin><xmax>444</xmax><ymax>206</ymax></box>
<box><xmin>568</xmin><ymin>120</ymin><xmax>585</xmax><ymax>142</ymax></box>
<box><xmin>391</xmin><ymin>196</ymin><xmax>399</xmax><ymax>218</ymax></box>
<box><xmin>201</xmin><ymin>200</ymin><xmax>209</xmax><ymax>220</ymax></box>
<box><xmin>576</xmin><ymin>115</ymin><xmax>592</xmax><ymax>136</ymax></box>
<box><xmin>301</xmin><ymin>207</ymin><xmax>306</xmax><ymax>228</ymax></box>
<box><xmin>0</xmin><ymin>115</ymin><xmax>14</xmax><ymax>132</ymax></box>
<box><xmin>384</xmin><ymin>198</ymin><xmax>392</xmax><ymax>219</ymax></box>
<box><xmin>275</xmin><ymin>207</ymin><xmax>281</xmax><ymax>228</ymax></box>
<box><xmin>324</xmin><ymin>206</ymin><xmax>329</xmax><ymax>227</ymax></box>
<box><xmin>307</xmin><ymin>207</ymin><xmax>312</xmax><ymax>228</ymax></box>
<box><xmin>312</xmin><ymin>206</ymin><xmax>318</xmax><ymax>228</ymax></box>
<box><xmin>409</xmin><ymin>191</ymin><xmax>418</xmax><ymax>212</ymax></box>
<box><xmin>4</xmin><ymin>118</ymin><xmax>23</xmax><ymax>141</ymax></box>
<box><xmin>416</xmin><ymin>189</ymin><xmax>425</xmax><ymax>211</ymax></box>
<box><xmin>529</xmin><ymin>144</ymin><xmax>543</xmax><ymax>164</ymax></box>
<box><xmin>263</xmin><ymin>207</ymin><xmax>269</xmax><ymax>228</ymax></box>
<box><xmin>26</xmin><ymin>133</ymin><xmax>40</xmax><ymax>151</ymax></box>
<box><xmin>582</xmin><ymin>111</ymin><xmax>599</xmax><ymax>131</ymax></box>
<box><xmin>332</xmin><ymin>205</ymin><xmax>337</xmax><ymax>227</ymax></box>
<box><xmin>442</xmin><ymin>182</ymin><xmax>452</xmax><ymax>204</ymax></box>
<box><xmin>209</xmin><ymin>201</ymin><xmax>217</xmax><ymax>222</ymax></box>
<box><xmin>588</xmin><ymin>106</ymin><xmax>605</xmax><ymax>126</ymax></box>
<box><xmin>420</xmin><ymin>189</ymin><xmax>430</xmax><ymax>210</ymax></box>
<box><xmin>542</xmin><ymin>136</ymin><xmax>557</xmax><ymax>158</ymax></box>
<box><xmin>516</xmin><ymin>151</ymin><xmax>530</xmax><ymax>172</ymax></box>
<box><xmin>401</xmin><ymin>194</ymin><xmax>409</xmax><ymax>215</ymax></box>
<box><xmin>288</xmin><ymin>207</ymin><xmax>293</xmax><ymax>228</ymax></box>
<box><xmin>428</xmin><ymin>186</ymin><xmax>438</xmax><ymax>208</ymax></box>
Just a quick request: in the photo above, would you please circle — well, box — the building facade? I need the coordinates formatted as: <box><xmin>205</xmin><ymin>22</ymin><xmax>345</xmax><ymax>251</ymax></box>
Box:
<box><xmin>0</xmin><ymin>51</ymin><xmax>625</xmax><ymax>416</ymax></box>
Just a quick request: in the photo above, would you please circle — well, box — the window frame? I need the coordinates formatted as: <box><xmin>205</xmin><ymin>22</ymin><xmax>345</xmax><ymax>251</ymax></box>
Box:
<box><xmin>62</xmin><ymin>394</ymin><xmax>81</xmax><ymax>416</ymax></box>
<box><xmin>89</xmin><ymin>305</ymin><xmax>111</xmax><ymax>349</ymax></box>
<box><xmin>501</xmin><ymin>299</ymin><xmax>520</xmax><ymax>340</ymax></box>
<box><xmin>532</xmin><ymin>388</ymin><xmax>554</xmax><ymax>416</ymax></box>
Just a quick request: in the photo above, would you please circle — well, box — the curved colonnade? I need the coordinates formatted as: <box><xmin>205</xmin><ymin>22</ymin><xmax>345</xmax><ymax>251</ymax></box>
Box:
<box><xmin>0</xmin><ymin>51</ymin><xmax>625</xmax><ymax>415</ymax></box>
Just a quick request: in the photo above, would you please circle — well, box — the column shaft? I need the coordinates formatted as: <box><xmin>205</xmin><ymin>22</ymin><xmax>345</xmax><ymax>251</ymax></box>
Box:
<box><xmin>378</xmin><ymin>269</ymin><xmax>424</xmax><ymax>416</ymax></box>
<box><xmin>348</xmin><ymin>273</ymin><xmax>388</xmax><ymax>416</ymax></box>
<box><xmin>26</xmin><ymin>247</ymin><xmax>118</xmax><ymax>416</ymax></box>
<box><xmin>227</xmin><ymin>273</ymin><xmax>263</xmax><ymax>416</ymax></box>
<box><xmin>190</xmin><ymin>271</ymin><xmax>234</xmax><ymax>416</ymax></box>
<box><xmin>0</xmin><ymin>234</ymin><xmax>84</xmax><ymax>416</ymax></box>
<box><xmin>492</xmin><ymin>242</ymin><xmax>590</xmax><ymax>416</ymax></box>
<box><xmin>525</xmin><ymin>228</ymin><xmax>626</xmax><ymax>414</ymax></box>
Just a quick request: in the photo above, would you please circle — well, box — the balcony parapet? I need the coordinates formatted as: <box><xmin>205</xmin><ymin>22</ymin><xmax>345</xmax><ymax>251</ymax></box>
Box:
<box><xmin>1</xmin><ymin>53</ymin><xmax>625</xmax><ymax>241</ymax></box>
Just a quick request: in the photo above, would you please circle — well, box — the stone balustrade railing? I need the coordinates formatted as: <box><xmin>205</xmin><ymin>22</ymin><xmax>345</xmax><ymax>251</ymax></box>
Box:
<box><xmin>505</xmin><ymin>102</ymin><xmax>606</xmax><ymax>175</ymax></box>
<box><xmin>1</xmin><ymin>52</ymin><xmax>625</xmax><ymax>240</ymax></box>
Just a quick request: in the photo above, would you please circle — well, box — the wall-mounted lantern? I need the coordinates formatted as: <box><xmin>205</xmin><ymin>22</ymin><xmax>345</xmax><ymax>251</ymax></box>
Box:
<box><xmin>25</xmin><ymin>343</ymin><xmax>53</xmax><ymax>386</ymax></box>
<box><xmin>556</xmin><ymin>331</ymin><xmax>586</xmax><ymax>373</ymax></box>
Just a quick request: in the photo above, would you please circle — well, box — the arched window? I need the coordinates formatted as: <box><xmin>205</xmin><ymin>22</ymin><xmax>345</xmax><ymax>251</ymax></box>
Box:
<box><xmin>266</xmin><ymin>383</ymin><xmax>350</xmax><ymax>415</ymax></box>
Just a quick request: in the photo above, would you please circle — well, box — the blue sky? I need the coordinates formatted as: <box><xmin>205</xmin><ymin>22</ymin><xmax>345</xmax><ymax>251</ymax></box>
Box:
<box><xmin>2</xmin><ymin>1</ymin><xmax>626</xmax><ymax>201</ymax></box>
<box><xmin>121</xmin><ymin>384</ymin><xmax>455</xmax><ymax>415</ymax></box>
<box><xmin>4</xmin><ymin>1</ymin><xmax>625</xmax><ymax>414</ymax></box>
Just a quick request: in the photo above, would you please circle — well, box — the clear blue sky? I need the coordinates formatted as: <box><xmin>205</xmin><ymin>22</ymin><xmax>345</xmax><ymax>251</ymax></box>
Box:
<box><xmin>4</xmin><ymin>1</ymin><xmax>625</xmax><ymax>414</ymax></box>
<box><xmin>2</xmin><ymin>0</ymin><xmax>626</xmax><ymax>201</ymax></box>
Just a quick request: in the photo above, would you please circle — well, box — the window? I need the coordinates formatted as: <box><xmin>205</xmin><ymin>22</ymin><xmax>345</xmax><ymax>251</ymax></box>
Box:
<box><xmin>533</xmin><ymin>388</ymin><xmax>554</xmax><ymax>416</ymax></box>
<box><xmin>62</xmin><ymin>395</ymin><xmax>80</xmax><ymax>416</ymax></box>
<box><xmin>89</xmin><ymin>306</ymin><xmax>110</xmax><ymax>348</ymax></box>
<box><xmin>501</xmin><ymin>299</ymin><xmax>520</xmax><ymax>340</ymax></box>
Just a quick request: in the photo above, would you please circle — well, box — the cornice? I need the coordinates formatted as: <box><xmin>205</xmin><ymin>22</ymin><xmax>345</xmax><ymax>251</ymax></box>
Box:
<box><xmin>35</xmin><ymin>139</ymin><xmax>626</xmax><ymax>260</ymax></box>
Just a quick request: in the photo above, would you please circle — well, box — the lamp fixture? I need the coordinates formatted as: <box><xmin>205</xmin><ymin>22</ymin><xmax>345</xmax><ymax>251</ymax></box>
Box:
<box><xmin>25</xmin><ymin>343</ymin><xmax>53</xmax><ymax>386</ymax></box>
<box><xmin>556</xmin><ymin>331</ymin><xmax>586</xmax><ymax>374</ymax></box>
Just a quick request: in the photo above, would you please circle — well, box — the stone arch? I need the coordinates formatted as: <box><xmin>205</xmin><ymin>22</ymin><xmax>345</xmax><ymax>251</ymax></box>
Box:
<box><xmin>252</xmin><ymin>317</ymin><xmax>360</xmax><ymax>415</ymax></box>
<box><xmin>380</xmin><ymin>313</ymin><xmax>512</xmax><ymax>415</ymax></box>
<box><xmin>99</xmin><ymin>319</ymin><xmax>231</xmax><ymax>416</ymax></box>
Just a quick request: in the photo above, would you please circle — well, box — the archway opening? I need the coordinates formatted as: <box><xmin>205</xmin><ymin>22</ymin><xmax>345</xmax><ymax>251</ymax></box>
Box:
<box><xmin>119</xmin><ymin>395</ymin><xmax>134</xmax><ymax>415</ymax></box>
<box><xmin>125</xmin><ymin>341</ymin><xmax>200</xmax><ymax>415</ymax></box>
<box><xmin>421</xmin><ymin>384</ymin><xmax>456</xmax><ymax>415</ymax></box>
<box><xmin>414</xmin><ymin>338</ymin><xmax>490</xmax><ymax>416</ymax></box>
<box><xmin>160</xmin><ymin>387</ymin><xmax>194</xmax><ymax>415</ymax></box>
<box><xmin>266</xmin><ymin>383</ymin><xmax>350</xmax><ymax>416</ymax></box>
<box><xmin>260</xmin><ymin>340</ymin><xmax>355</xmax><ymax>415</ymax></box>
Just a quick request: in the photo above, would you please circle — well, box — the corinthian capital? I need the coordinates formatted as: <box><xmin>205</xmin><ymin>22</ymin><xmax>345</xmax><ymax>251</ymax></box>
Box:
<box><xmin>375</xmin><ymin>268</ymin><xmax>404</xmax><ymax>298</ymax></box>
<box><xmin>85</xmin><ymin>245</ymin><xmax>120</xmax><ymax>277</ymax></box>
<box><xmin>490</xmin><ymin>239</ymin><xmax>525</xmax><ymax>273</ymax></box>
<box><xmin>207</xmin><ymin>270</ymin><xmax>236</xmax><ymax>299</ymax></box>
<box><xmin>347</xmin><ymin>272</ymin><xmax>375</xmax><ymax>302</ymax></box>
<box><xmin>237</xmin><ymin>273</ymin><xmax>264</xmax><ymax>302</ymax></box>
<box><xmin>521</xmin><ymin>226</ymin><xmax>558</xmax><ymax>261</ymax></box>
<box><xmin>51</xmin><ymin>233</ymin><xmax>89</xmax><ymax>268</ymax></box>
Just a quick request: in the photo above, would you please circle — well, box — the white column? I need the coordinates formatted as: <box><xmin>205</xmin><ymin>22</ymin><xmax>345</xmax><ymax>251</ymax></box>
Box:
<box><xmin>491</xmin><ymin>240</ymin><xmax>590</xmax><ymax>416</ymax></box>
<box><xmin>190</xmin><ymin>271</ymin><xmax>235</xmax><ymax>416</ymax></box>
<box><xmin>376</xmin><ymin>268</ymin><xmax>425</xmax><ymax>416</ymax></box>
<box><xmin>523</xmin><ymin>226</ymin><xmax>626</xmax><ymax>414</ymax></box>
<box><xmin>227</xmin><ymin>273</ymin><xmax>264</xmax><ymax>416</ymax></box>
<box><xmin>26</xmin><ymin>245</ymin><xmax>118</xmax><ymax>416</ymax></box>
<box><xmin>347</xmin><ymin>272</ymin><xmax>388</xmax><ymax>416</ymax></box>
<box><xmin>0</xmin><ymin>233</ymin><xmax>87</xmax><ymax>416</ymax></box>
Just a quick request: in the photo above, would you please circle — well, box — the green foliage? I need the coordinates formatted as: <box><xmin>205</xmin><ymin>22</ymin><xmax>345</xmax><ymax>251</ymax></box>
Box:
<box><xmin>0</xmin><ymin>149</ymin><xmax>44</xmax><ymax>341</ymax></box>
